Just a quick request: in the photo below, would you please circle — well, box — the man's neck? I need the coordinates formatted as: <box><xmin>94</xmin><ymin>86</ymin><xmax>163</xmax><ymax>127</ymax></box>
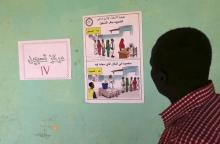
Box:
<box><xmin>168</xmin><ymin>80</ymin><xmax>210</xmax><ymax>104</ymax></box>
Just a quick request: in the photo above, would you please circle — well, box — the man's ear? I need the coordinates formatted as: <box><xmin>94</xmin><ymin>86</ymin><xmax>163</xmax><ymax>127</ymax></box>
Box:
<box><xmin>157</xmin><ymin>70</ymin><xmax>167</xmax><ymax>84</ymax></box>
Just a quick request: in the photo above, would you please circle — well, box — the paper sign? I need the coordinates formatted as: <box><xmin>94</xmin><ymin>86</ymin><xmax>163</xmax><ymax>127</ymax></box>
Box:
<box><xmin>83</xmin><ymin>11</ymin><xmax>144</xmax><ymax>103</ymax></box>
<box><xmin>18</xmin><ymin>39</ymin><xmax>71</xmax><ymax>80</ymax></box>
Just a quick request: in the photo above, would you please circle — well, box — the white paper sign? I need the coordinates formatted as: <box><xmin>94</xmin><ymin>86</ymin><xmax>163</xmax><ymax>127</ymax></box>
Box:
<box><xmin>18</xmin><ymin>39</ymin><xmax>71</xmax><ymax>80</ymax></box>
<box><xmin>83</xmin><ymin>11</ymin><xmax>144</xmax><ymax>103</ymax></box>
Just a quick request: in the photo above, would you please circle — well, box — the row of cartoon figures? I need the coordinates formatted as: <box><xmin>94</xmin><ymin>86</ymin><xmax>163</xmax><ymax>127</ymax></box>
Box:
<box><xmin>93</xmin><ymin>38</ymin><xmax>126</xmax><ymax>58</ymax></box>
<box><xmin>121</xmin><ymin>76</ymin><xmax>140</xmax><ymax>93</ymax></box>
<box><xmin>88</xmin><ymin>76</ymin><xmax>140</xmax><ymax>100</ymax></box>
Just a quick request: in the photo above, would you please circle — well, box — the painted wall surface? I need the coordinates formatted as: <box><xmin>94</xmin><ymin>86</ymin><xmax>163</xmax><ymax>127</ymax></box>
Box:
<box><xmin>0</xmin><ymin>0</ymin><xmax>219</xmax><ymax>143</ymax></box>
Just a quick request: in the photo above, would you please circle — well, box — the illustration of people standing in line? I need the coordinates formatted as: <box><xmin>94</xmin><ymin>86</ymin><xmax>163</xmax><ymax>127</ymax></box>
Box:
<box><xmin>121</xmin><ymin>77</ymin><xmax>125</xmax><ymax>93</ymax></box>
<box><xmin>93</xmin><ymin>40</ymin><xmax>97</xmax><ymax>55</ymax></box>
<box><xmin>125</xmin><ymin>77</ymin><xmax>129</xmax><ymax>92</ymax></box>
<box><xmin>110</xmin><ymin>38</ymin><xmax>115</xmax><ymax>58</ymax></box>
<box><xmin>130</xmin><ymin>77</ymin><xmax>133</xmax><ymax>91</ymax></box>
<box><xmin>106</xmin><ymin>39</ymin><xmax>110</xmax><ymax>57</ymax></box>
<box><xmin>119</xmin><ymin>38</ymin><xmax>125</xmax><ymax>51</ymax></box>
<box><xmin>133</xmin><ymin>77</ymin><xmax>137</xmax><ymax>91</ymax></box>
<box><xmin>97</xmin><ymin>40</ymin><xmax>102</xmax><ymax>56</ymax></box>
<box><xmin>101</xmin><ymin>39</ymin><xmax>105</xmax><ymax>56</ymax></box>
<box><xmin>88</xmin><ymin>82</ymin><xmax>97</xmax><ymax>100</ymax></box>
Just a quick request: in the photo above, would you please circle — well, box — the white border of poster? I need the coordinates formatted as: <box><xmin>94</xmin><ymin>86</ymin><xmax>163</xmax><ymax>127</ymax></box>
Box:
<box><xmin>83</xmin><ymin>11</ymin><xmax>144</xmax><ymax>103</ymax></box>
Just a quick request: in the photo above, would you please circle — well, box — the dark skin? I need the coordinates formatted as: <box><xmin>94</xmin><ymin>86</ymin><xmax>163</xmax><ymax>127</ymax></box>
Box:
<box><xmin>150</xmin><ymin>28</ymin><xmax>212</xmax><ymax>104</ymax></box>
<box><xmin>89</xmin><ymin>82</ymin><xmax>94</xmax><ymax>89</ymax></box>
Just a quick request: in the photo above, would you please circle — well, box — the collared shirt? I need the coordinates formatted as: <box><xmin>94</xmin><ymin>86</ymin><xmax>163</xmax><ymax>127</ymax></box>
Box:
<box><xmin>159</xmin><ymin>81</ymin><xmax>220</xmax><ymax>144</ymax></box>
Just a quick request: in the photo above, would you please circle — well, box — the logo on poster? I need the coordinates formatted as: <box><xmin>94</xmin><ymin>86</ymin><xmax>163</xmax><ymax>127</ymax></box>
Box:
<box><xmin>85</xmin><ymin>17</ymin><xmax>93</xmax><ymax>27</ymax></box>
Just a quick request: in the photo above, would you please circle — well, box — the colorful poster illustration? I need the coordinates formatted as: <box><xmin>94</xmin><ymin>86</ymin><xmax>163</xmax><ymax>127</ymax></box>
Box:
<box><xmin>18</xmin><ymin>39</ymin><xmax>71</xmax><ymax>80</ymax></box>
<box><xmin>83</xmin><ymin>11</ymin><xmax>144</xmax><ymax>103</ymax></box>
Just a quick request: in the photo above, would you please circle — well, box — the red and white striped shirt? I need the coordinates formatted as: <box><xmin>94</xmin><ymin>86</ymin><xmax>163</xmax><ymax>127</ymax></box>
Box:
<box><xmin>159</xmin><ymin>81</ymin><xmax>220</xmax><ymax>144</ymax></box>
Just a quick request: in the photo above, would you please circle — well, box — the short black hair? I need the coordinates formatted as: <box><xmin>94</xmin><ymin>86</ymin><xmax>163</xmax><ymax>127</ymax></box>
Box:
<box><xmin>89</xmin><ymin>82</ymin><xmax>94</xmax><ymax>88</ymax></box>
<box><xmin>152</xmin><ymin>27</ymin><xmax>212</xmax><ymax>83</ymax></box>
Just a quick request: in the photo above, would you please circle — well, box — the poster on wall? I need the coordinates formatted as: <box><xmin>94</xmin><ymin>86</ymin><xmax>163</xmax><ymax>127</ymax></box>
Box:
<box><xmin>18</xmin><ymin>39</ymin><xmax>71</xmax><ymax>80</ymax></box>
<box><xmin>83</xmin><ymin>11</ymin><xmax>144</xmax><ymax>103</ymax></box>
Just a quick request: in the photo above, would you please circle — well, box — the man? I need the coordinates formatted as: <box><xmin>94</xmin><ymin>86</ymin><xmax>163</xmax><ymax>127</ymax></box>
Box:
<box><xmin>150</xmin><ymin>27</ymin><xmax>220</xmax><ymax>144</ymax></box>
<box><xmin>88</xmin><ymin>82</ymin><xmax>97</xmax><ymax>100</ymax></box>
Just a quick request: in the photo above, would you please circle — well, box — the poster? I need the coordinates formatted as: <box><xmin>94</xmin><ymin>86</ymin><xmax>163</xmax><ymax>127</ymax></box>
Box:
<box><xmin>18</xmin><ymin>39</ymin><xmax>71</xmax><ymax>80</ymax></box>
<box><xmin>83</xmin><ymin>11</ymin><xmax>144</xmax><ymax>103</ymax></box>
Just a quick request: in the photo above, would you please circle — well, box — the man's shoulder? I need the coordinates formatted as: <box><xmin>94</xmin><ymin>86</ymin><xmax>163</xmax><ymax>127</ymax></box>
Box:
<box><xmin>176</xmin><ymin>94</ymin><xmax>220</xmax><ymax>143</ymax></box>
<box><xmin>190</xmin><ymin>94</ymin><xmax>220</xmax><ymax>123</ymax></box>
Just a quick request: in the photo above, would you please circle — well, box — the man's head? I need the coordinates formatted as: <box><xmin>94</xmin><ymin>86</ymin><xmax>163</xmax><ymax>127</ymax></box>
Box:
<box><xmin>89</xmin><ymin>82</ymin><xmax>94</xmax><ymax>89</ymax></box>
<box><xmin>150</xmin><ymin>27</ymin><xmax>212</xmax><ymax>103</ymax></box>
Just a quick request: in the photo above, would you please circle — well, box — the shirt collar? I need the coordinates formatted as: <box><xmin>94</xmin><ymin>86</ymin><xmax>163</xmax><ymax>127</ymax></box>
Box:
<box><xmin>160</xmin><ymin>81</ymin><xmax>216</xmax><ymax>128</ymax></box>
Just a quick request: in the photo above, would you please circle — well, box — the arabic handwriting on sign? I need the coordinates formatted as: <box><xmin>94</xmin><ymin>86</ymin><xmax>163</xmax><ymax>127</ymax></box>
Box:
<box><xmin>111</xmin><ymin>62</ymin><xmax>118</xmax><ymax>66</ymax></box>
<box><xmin>41</xmin><ymin>66</ymin><xmax>50</xmax><ymax>75</ymax></box>
<box><xmin>49</xmin><ymin>54</ymin><xmax>65</xmax><ymax>64</ymax></box>
<box><xmin>123</xmin><ymin>62</ymin><xmax>132</xmax><ymax>65</ymax></box>
<box><xmin>99</xmin><ymin>21</ymin><xmax>108</xmax><ymax>25</ymax></box>
<box><xmin>106</xmin><ymin>62</ymin><xmax>111</xmax><ymax>66</ymax></box>
<box><xmin>28</xmin><ymin>54</ymin><xmax>65</xmax><ymax>65</ymax></box>
<box><xmin>98</xmin><ymin>15</ymin><xmax>126</xmax><ymax>25</ymax></box>
<box><xmin>109</xmin><ymin>20</ymin><xmax>124</xmax><ymax>24</ymax></box>
<box><xmin>28</xmin><ymin>54</ymin><xmax>47</xmax><ymax>65</ymax></box>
